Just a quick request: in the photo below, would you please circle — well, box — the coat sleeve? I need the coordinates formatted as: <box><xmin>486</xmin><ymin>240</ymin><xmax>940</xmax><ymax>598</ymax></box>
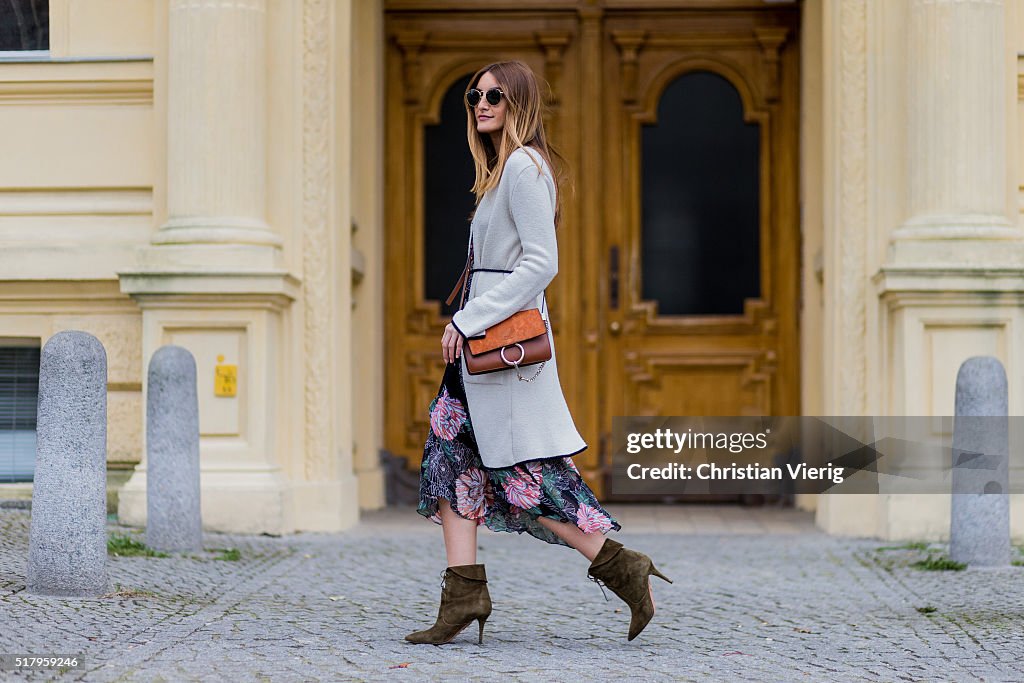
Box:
<box><xmin>451</xmin><ymin>162</ymin><xmax>557</xmax><ymax>341</ymax></box>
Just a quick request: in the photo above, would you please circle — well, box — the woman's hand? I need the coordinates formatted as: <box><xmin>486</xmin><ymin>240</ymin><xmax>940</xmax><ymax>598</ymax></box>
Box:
<box><xmin>442</xmin><ymin>323</ymin><xmax>464</xmax><ymax>364</ymax></box>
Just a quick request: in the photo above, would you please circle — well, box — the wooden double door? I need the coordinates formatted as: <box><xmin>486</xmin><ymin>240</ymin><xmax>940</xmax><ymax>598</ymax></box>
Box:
<box><xmin>385</xmin><ymin>1</ymin><xmax>801</xmax><ymax>499</ymax></box>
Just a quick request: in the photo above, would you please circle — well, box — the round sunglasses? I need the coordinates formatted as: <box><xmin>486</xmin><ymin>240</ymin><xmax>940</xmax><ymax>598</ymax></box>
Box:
<box><xmin>465</xmin><ymin>87</ymin><xmax>504</xmax><ymax>108</ymax></box>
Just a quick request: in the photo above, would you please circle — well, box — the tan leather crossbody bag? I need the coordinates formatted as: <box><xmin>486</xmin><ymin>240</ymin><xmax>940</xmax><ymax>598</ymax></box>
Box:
<box><xmin>445</xmin><ymin>252</ymin><xmax>551</xmax><ymax>382</ymax></box>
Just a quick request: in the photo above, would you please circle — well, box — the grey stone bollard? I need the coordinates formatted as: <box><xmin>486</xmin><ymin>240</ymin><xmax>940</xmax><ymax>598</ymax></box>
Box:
<box><xmin>145</xmin><ymin>345</ymin><xmax>202</xmax><ymax>553</ymax></box>
<box><xmin>949</xmin><ymin>356</ymin><xmax>1011</xmax><ymax>567</ymax></box>
<box><xmin>27</xmin><ymin>330</ymin><xmax>109</xmax><ymax>597</ymax></box>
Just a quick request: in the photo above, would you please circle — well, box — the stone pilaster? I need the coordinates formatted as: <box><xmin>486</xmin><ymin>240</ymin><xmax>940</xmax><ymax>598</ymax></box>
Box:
<box><xmin>116</xmin><ymin>0</ymin><xmax>301</xmax><ymax>534</ymax></box>
<box><xmin>863</xmin><ymin>0</ymin><xmax>1024</xmax><ymax>541</ymax></box>
<box><xmin>889</xmin><ymin>0</ymin><xmax>1020</xmax><ymax>262</ymax></box>
<box><xmin>155</xmin><ymin>0</ymin><xmax>281</xmax><ymax>251</ymax></box>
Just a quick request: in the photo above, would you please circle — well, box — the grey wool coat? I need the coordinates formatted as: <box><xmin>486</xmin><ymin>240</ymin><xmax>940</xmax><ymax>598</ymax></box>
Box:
<box><xmin>451</xmin><ymin>146</ymin><xmax>588</xmax><ymax>469</ymax></box>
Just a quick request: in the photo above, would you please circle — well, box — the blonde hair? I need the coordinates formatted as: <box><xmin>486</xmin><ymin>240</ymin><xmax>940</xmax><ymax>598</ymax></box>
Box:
<box><xmin>464</xmin><ymin>60</ymin><xmax>570</xmax><ymax>228</ymax></box>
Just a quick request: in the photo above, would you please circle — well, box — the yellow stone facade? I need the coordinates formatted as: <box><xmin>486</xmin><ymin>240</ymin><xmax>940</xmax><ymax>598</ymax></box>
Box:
<box><xmin>0</xmin><ymin>0</ymin><xmax>1022</xmax><ymax>539</ymax></box>
<box><xmin>0</xmin><ymin>0</ymin><xmax>381</xmax><ymax>534</ymax></box>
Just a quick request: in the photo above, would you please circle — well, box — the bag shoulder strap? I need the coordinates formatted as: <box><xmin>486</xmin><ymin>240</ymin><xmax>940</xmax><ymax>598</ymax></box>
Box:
<box><xmin>445</xmin><ymin>236</ymin><xmax>548</xmax><ymax>318</ymax></box>
<box><xmin>445</xmin><ymin>255</ymin><xmax>470</xmax><ymax>307</ymax></box>
<box><xmin>458</xmin><ymin>268</ymin><xmax>548</xmax><ymax>319</ymax></box>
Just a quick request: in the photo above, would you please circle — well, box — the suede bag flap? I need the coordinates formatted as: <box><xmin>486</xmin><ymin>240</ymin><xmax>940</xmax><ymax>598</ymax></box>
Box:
<box><xmin>466</xmin><ymin>308</ymin><xmax>546</xmax><ymax>355</ymax></box>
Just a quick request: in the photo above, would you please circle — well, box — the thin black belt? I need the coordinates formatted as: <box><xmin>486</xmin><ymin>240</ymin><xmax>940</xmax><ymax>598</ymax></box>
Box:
<box><xmin>467</xmin><ymin>268</ymin><xmax>549</xmax><ymax>319</ymax></box>
<box><xmin>445</xmin><ymin>263</ymin><xmax>548</xmax><ymax>319</ymax></box>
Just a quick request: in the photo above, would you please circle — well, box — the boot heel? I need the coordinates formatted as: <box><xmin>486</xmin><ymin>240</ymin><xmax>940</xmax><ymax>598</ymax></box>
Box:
<box><xmin>649</xmin><ymin>563</ymin><xmax>673</xmax><ymax>584</ymax></box>
<box><xmin>477</xmin><ymin>616</ymin><xmax>487</xmax><ymax>644</ymax></box>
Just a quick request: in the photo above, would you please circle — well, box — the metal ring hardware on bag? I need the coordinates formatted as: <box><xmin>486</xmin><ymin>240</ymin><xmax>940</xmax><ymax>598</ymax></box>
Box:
<box><xmin>498</xmin><ymin>318</ymin><xmax>549</xmax><ymax>382</ymax></box>
<box><xmin>499</xmin><ymin>343</ymin><xmax>525</xmax><ymax>366</ymax></box>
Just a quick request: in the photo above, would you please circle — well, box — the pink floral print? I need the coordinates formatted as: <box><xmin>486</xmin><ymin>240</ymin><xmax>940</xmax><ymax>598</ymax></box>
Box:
<box><xmin>576</xmin><ymin>502</ymin><xmax>614</xmax><ymax>533</ymax></box>
<box><xmin>454</xmin><ymin>467</ymin><xmax>493</xmax><ymax>522</ymax></box>
<box><xmin>430</xmin><ymin>386</ymin><xmax>467</xmax><ymax>440</ymax></box>
<box><xmin>502</xmin><ymin>473</ymin><xmax>542</xmax><ymax>510</ymax></box>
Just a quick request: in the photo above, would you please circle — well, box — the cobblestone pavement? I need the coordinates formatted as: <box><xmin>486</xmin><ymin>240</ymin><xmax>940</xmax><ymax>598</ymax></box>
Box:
<box><xmin>1</xmin><ymin>501</ymin><xmax>1023</xmax><ymax>682</ymax></box>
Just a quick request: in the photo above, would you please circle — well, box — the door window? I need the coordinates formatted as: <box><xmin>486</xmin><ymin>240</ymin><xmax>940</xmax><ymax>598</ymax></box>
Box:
<box><xmin>640</xmin><ymin>70</ymin><xmax>761</xmax><ymax>315</ymax></box>
<box><xmin>424</xmin><ymin>72</ymin><xmax>477</xmax><ymax>316</ymax></box>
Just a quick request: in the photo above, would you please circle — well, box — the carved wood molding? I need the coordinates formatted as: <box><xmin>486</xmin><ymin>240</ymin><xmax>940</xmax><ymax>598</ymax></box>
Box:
<box><xmin>403</xmin><ymin>349</ymin><xmax>438</xmax><ymax>449</ymax></box>
<box><xmin>392</xmin><ymin>29</ymin><xmax>574</xmax><ymax>110</ymax></box>
<box><xmin>612</xmin><ymin>23</ymin><xmax>795</xmax><ymax>110</ymax></box>
<box><xmin>741</xmin><ymin>347</ymin><xmax>776</xmax><ymax>392</ymax></box>
<box><xmin>753</xmin><ymin>26</ymin><xmax>789</xmax><ymax>102</ymax></box>
<box><xmin>405</xmin><ymin>300</ymin><xmax>452</xmax><ymax>336</ymax></box>
<box><xmin>623</xmin><ymin>354</ymin><xmax>772</xmax><ymax>416</ymax></box>
<box><xmin>640</xmin><ymin>33</ymin><xmax>782</xmax><ymax>49</ymax></box>
<box><xmin>535</xmin><ymin>31</ymin><xmax>571</xmax><ymax>107</ymax></box>
<box><xmin>611</xmin><ymin>29</ymin><xmax>648</xmax><ymax>104</ymax></box>
<box><xmin>394</xmin><ymin>30</ymin><xmax>429</xmax><ymax>105</ymax></box>
<box><xmin>626</xmin><ymin>297</ymin><xmax>776</xmax><ymax>336</ymax></box>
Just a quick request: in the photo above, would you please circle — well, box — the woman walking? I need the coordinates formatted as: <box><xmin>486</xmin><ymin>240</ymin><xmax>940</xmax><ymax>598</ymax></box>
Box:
<box><xmin>406</xmin><ymin>60</ymin><xmax>672</xmax><ymax>646</ymax></box>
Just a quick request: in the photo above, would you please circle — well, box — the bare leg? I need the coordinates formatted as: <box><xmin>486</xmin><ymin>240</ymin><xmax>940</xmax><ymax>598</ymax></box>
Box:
<box><xmin>535</xmin><ymin>515</ymin><xmax>655</xmax><ymax>611</ymax></box>
<box><xmin>535</xmin><ymin>515</ymin><xmax>605</xmax><ymax>560</ymax></box>
<box><xmin>438</xmin><ymin>497</ymin><xmax>479</xmax><ymax>566</ymax></box>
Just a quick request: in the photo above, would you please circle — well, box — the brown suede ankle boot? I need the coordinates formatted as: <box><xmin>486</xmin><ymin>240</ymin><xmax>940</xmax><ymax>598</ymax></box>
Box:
<box><xmin>587</xmin><ymin>538</ymin><xmax>673</xmax><ymax>641</ymax></box>
<box><xmin>405</xmin><ymin>563</ymin><xmax>492</xmax><ymax>645</ymax></box>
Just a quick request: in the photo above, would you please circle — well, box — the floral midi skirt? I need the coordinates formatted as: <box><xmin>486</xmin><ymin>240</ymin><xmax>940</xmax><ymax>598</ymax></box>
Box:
<box><xmin>417</xmin><ymin>242</ymin><xmax>621</xmax><ymax>547</ymax></box>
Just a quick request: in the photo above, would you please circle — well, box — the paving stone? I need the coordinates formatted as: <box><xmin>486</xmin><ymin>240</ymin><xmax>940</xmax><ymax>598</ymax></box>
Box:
<box><xmin>0</xmin><ymin>504</ymin><xmax>1022</xmax><ymax>681</ymax></box>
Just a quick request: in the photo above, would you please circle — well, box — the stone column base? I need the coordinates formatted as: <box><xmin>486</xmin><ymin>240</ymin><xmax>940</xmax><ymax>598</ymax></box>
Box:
<box><xmin>290</xmin><ymin>477</ymin><xmax>361</xmax><ymax>532</ymax></box>
<box><xmin>119</xmin><ymin>467</ymin><xmax>291</xmax><ymax>535</ymax></box>
<box><xmin>816</xmin><ymin>493</ymin><xmax>1024</xmax><ymax>542</ymax></box>
<box><xmin>117</xmin><ymin>467</ymin><xmax>361</xmax><ymax>535</ymax></box>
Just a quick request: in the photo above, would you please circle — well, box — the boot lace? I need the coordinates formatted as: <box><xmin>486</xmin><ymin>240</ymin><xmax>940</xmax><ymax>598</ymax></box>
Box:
<box><xmin>588</xmin><ymin>573</ymin><xmax>611</xmax><ymax>602</ymax></box>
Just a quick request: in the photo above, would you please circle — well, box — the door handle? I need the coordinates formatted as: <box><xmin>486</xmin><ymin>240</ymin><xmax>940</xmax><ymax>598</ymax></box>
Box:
<box><xmin>608</xmin><ymin>320</ymin><xmax>622</xmax><ymax>335</ymax></box>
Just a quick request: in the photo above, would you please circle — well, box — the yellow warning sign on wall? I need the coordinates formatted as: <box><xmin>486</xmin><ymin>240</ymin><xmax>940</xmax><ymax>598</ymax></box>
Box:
<box><xmin>214</xmin><ymin>354</ymin><xmax>237</xmax><ymax>397</ymax></box>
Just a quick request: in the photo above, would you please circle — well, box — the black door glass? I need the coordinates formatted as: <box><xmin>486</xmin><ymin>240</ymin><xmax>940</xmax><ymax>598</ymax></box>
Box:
<box><xmin>424</xmin><ymin>73</ymin><xmax>477</xmax><ymax>317</ymax></box>
<box><xmin>640</xmin><ymin>70</ymin><xmax>760</xmax><ymax>315</ymax></box>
